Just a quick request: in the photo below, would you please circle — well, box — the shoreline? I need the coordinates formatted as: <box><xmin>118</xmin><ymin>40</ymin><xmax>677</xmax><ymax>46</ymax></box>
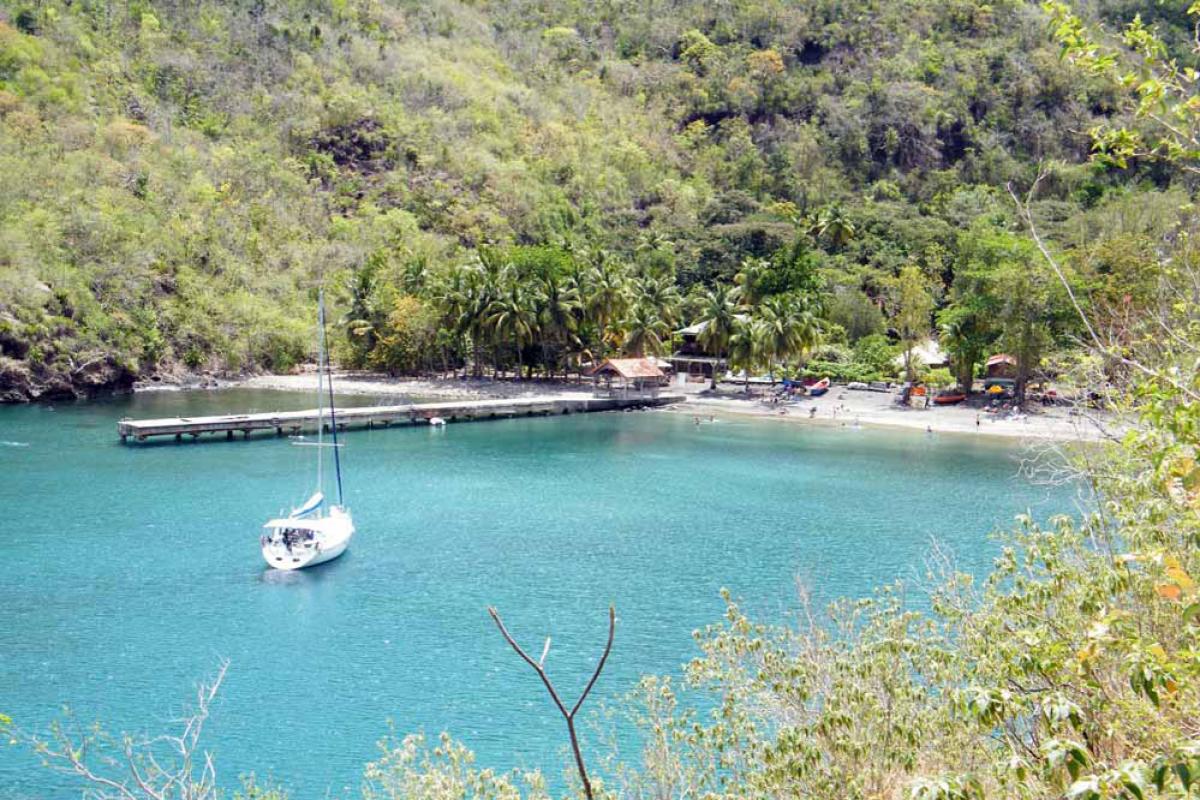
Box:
<box><xmin>159</xmin><ymin>372</ymin><xmax>1113</xmax><ymax>443</ymax></box>
<box><xmin>675</xmin><ymin>394</ymin><xmax>1110</xmax><ymax>443</ymax></box>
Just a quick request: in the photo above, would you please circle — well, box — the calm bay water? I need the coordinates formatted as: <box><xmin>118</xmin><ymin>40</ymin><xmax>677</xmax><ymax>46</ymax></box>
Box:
<box><xmin>0</xmin><ymin>390</ymin><xmax>1072</xmax><ymax>797</ymax></box>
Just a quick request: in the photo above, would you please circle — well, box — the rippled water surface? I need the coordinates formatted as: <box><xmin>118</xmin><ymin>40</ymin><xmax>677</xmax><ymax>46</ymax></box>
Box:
<box><xmin>0</xmin><ymin>390</ymin><xmax>1072</xmax><ymax>797</ymax></box>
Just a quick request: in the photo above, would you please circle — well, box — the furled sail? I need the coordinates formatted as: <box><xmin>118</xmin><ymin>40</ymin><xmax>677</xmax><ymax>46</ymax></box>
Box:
<box><xmin>291</xmin><ymin>491</ymin><xmax>324</xmax><ymax>518</ymax></box>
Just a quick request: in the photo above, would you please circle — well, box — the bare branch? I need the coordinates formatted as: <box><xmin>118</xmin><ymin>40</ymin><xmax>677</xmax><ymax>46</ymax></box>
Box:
<box><xmin>488</xmin><ymin>606</ymin><xmax>616</xmax><ymax>800</ymax></box>
<box><xmin>16</xmin><ymin>660</ymin><xmax>229</xmax><ymax>800</ymax></box>
<box><xmin>571</xmin><ymin>606</ymin><xmax>615</xmax><ymax>719</ymax></box>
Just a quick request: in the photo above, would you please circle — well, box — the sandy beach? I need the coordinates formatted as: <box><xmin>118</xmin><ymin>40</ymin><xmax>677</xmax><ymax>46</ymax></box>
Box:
<box><xmin>674</xmin><ymin>387</ymin><xmax>1113</xmax><ymax>442</ymax></box>
<box><xmin>236</xmin><ymin>372</ymin><xmax>593</xmax><ymax>400</ymax></box>
<box><xmin>200</xmin><ymin>372</ymin><xmax>1115</xmax><ymax>442</ymax></box>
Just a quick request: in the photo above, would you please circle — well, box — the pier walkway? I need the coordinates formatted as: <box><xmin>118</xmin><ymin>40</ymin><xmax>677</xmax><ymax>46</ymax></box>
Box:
<box><xmin>117</xmin><ymin>392</ymin><xmax>683</xmax><ymax>443</ymax></box>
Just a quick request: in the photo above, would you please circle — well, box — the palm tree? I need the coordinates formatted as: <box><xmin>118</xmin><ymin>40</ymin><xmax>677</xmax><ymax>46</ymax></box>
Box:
<box><xmin>818</xmin><ymin>204</ymin><xmax>856</xmax><ymax>249</ymax></box>
<box><xmin>730</xmin><ymin>257</ymin><xmax>770</xmax><ymax>309</ymax></box>
<box><xmin>341</xmin><ymin>264</ymin><xmax>380</xmax><ymax>367</ymax></box>
<box><xmin>694</xmin><ymin>284</ymin><xmax>739</xmax><ymax>389</ymax></box>
<box><xmin>587</xmin><ymin>262</ymin><xmax>632</xmax><ymax>352</ymax></box>
<box><xmin>429</xmin><ymin>269</ymin><xmax>468</xmax><ymax>376</ymax></box>
<box><xmin>939</xmin><ymin>304</ymin><xmax>991</xmax><ymax>394</ymax></box>
<box><xmin>634</xmin><ymin>274</ymin><xmax>683</xmax><ymax>330</ymax></box>
<box><xmin>441</xmin><ymin>259</ymin><xmax>496</xmax><ymax>378</ymax></box>
<box><xmin>486</xmin><ymin>271</ymin><xmax>538</xmax><ymax>380</ymax></box>
<box><xmin>727</xmin><ymin>315</ymin><xmax>759</xmax><ymax>394</ymax></box>
<box><xmin>537</xmin><ymin>273</ymin><xmax>581</xmax><ymax>378</ymax></box>
<box><xmin>754</xmin><ymin>294</ymin><xmax>822</xmax><ymax>382</ymax></box>
<box><xmin>621</xmin><ymin>302</ymin><xmax>670</xmax><ymax>357</ymax></box>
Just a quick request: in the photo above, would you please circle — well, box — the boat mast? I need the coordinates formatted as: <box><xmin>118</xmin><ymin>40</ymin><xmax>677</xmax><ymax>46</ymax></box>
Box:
<box><xmin>315</xmin><ymin>293</ymin><xmax>325</xmax><ymax>495</ymax></box>
<box><xmin>318</xmin><ymin>290</ymin><xmax>345</xmax><ymax>506</ymax></box>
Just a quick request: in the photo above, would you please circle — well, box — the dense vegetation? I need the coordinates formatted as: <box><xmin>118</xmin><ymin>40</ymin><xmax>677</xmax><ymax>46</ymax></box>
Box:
<box><xmin>0</xmin><ymin>0</ymin><xmax>1187</xmax><ymax>400</ymax></box>
<box><xmin>8</xmin><ymin>1</ymin><xmax>1200</xmax><ymax>799</ymax></box>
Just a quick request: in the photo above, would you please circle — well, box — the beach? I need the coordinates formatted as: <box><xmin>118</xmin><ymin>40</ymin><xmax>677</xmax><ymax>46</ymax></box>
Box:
<box><xmin>675</xmin><ymin>386</ymin><xmax>1112</xmax><ymax>442</ymax></box>
<box><xmin>200</xmin><ymin>372</ymin><xmax>1114</xmax><ymax>442</ymax></box>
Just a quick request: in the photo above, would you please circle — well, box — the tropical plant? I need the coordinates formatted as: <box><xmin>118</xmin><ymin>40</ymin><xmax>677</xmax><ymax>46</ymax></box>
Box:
<box><xmin>891</xmin><ymin>265</ymin><xmax>935</xmax><ymax>384</ymax></box>
<box><xmin>695</xmin><ymin>284</ymin><xmax>740</xmax><ymax>389</ymax></box>
<box><xmin>621</xmin><ymin>303</ymin><xmax>670</xmax><ymax>357</ymax></box>
<box><xmin>753</xmin><ymin>293</ymin><xmax>820</xmax><ymax>382</ymax></box>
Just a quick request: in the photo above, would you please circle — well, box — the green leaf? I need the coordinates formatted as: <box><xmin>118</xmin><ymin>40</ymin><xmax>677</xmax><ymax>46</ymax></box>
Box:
<box><xmin>1175</xmin><ymin>762</ymin><xmax>1193</xmax><ymax>792</ymax></box>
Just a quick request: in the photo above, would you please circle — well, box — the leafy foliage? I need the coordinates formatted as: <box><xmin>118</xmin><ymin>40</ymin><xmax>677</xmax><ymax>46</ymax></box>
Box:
<box><xmin>0</xmin><ymin>0</ymin><xmax>1180</xmax><ymax>396</ymax></box>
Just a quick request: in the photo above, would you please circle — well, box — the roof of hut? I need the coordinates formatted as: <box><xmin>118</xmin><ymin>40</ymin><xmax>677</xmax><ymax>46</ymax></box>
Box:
<box><xmin>986</xmin><ymin>353</ymin><xmax>1017</xmax><ymax>367</ymax></box>
<box><xmin>589</xmin><ymin>358</ymin><xmax>665</xmax><ymax>379</ymax></box>
<box><xmin>893</xmin><ymin>339</ymin><xmax>947</xmax><ymax>368</ymax></box>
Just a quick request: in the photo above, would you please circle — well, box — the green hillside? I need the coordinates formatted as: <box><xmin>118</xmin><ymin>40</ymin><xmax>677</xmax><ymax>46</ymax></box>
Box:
<box><xmin>0</xmin><ymin>0</ymin><xmax>1185</xmax><ymax>399</ymax></box>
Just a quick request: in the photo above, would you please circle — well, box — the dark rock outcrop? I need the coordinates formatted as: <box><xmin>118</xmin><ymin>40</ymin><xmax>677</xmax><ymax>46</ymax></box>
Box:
<box><xmin>0</xmin><ymin>355</ymin><xmax>137</xmax><ymax>403</ymax></box>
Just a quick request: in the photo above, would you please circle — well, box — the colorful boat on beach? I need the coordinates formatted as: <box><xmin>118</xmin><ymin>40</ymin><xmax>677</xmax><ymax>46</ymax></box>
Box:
<box><xmin>933</xmin><ymin>391</ymin><xmax>967</xmax><ymax>406</ymax></box>
<box><xmin>809</xmin><ymin>377</ymin><xmax>831</xmax><ymax>397</ymax></box>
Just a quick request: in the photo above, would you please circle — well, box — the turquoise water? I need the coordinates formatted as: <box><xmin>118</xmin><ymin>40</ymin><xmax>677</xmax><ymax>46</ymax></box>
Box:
<box><xmin>0</xmin><ymin>391</ymin><xmax>1071</xmax><ymax>798</ymax></box>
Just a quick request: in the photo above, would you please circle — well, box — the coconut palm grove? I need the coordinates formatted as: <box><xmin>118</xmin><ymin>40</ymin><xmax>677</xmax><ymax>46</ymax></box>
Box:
<box><xmin>5</xmin><ymin>0</ymin><xmax>1200</xmax><ymax>798</ymax></box>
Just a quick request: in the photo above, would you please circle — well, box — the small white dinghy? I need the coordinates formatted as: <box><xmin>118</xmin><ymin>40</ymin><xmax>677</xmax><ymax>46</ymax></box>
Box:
<box><xmin>261</xmin><ymin>292</ymin><xmax>355</xmax><ymax>571</ymax></box>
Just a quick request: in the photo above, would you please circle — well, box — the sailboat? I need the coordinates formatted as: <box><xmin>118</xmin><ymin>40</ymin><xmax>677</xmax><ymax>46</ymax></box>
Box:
<box><xmin>260</xmin><ymin>292</ymin><xmax>355</xmax><ymax>570</ymax></box>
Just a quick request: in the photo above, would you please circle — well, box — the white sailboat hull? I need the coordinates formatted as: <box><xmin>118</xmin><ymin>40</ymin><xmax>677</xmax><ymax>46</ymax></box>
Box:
<box><xmin>260</xmin><ymin>291</ymin><xmax>355</xmax><ymax>571</ymax></box>
<box><xmin>261</xmin><ymin>507</ymin><xmax>354</xmax><ymax>571</ymax></box>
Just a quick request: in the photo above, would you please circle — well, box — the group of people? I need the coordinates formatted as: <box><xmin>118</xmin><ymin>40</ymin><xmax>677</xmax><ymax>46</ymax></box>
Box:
<box><xmin>262</xmin><ymin>527</ymin><xmax>315</xmax><ymax>553</ymax></box>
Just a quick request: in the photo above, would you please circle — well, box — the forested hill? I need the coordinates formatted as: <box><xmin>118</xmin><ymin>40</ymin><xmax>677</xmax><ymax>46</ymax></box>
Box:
<box><xmin>0</xmin><ymin>0</ymin><xmax>1187</xmax><ymax>400</ymax></box>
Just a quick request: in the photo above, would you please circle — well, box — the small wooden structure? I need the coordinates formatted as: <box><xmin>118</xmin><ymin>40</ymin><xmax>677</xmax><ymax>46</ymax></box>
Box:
<box><xmin>894</xmin><ymin>339</ymin><xmax>949</xmax><ymax>371</ymax></box>
<box><xmin>669</xmin><ymin>319</ymin><xmax>742</xmax><ymax>379</ymax></box>
<box><xmin>589</xmin><ymin>358</ymin><xmax>665</xmax><ymax>398</ymax></box>
<box><xmin>985</xmin><ymin>353</ymin><xmax>1018</xmax><ymax>379</ymax></box>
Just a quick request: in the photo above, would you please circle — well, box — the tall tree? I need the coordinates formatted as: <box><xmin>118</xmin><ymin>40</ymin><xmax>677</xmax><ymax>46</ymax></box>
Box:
<box><xmin>486</xmin><ymin>272</ymin><xmax>538</xmax><ymax>379</ymax></box>
<box><xmin>621</xmin><ymin>303</ymin><xmax>670</xmax><ymax>357</ymax></box>
<box><xmin>754</xmin><ymin>293</ymin><xmax>820</xmax><ymax>383</ymax></box>
<box><xmin>937</xmin><ymin>303</ymin><xmax>992</xmax><ymax>394</ymax></box>
<box><xmin>727</xmin><ymin>315</ymin><xmax>759</xmax><ymax>395</ymax></box>
<box><xmin>694</xmin><ymin>284</ymin><xmax>740</xmax><ymax>389</ymax></box>
<box><xmin>891</xmin><ymin>265</ymin><xmax>934</xmax><ymax>384</ymax></box>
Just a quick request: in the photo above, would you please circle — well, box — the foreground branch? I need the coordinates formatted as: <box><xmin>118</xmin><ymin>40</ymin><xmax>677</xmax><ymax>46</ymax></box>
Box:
<box><xmin>488</xmin><ymin>605</ymin><xmax>615</xmax><ymax>800</ymax></box>
<box><xmin>21</xmin><ymin>660</ymin><xmax>229</xmax><ymax>800</ymax></box>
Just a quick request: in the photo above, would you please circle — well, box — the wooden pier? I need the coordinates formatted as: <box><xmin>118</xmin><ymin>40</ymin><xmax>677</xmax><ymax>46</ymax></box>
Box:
<box><xmin>116</xmin><ymin>393</ymin><xmax>683</xmax><ymax>443</ymax></box>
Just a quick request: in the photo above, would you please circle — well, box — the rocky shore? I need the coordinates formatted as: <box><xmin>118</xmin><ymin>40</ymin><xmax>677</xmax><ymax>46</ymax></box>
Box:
<box><xmin>0</xmin><ymin>355</ymin><xmax>136</xmax><ymax>403</ymax></box>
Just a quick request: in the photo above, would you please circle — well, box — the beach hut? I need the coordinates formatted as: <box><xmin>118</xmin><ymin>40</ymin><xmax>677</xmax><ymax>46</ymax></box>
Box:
<box><xmin>892</xmin><ymin>339</ymin><xmax>949</xmax><ymax>371</ymax></box>
<box><xmin>985</xmin><ymin>353</ymin><xmax>1018</xmax><ymax>379</ymax></box>
<box><xmin>589</xmin><ymin>358</ymin><xmax>665</xmax><ymax>398</ymax></box>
